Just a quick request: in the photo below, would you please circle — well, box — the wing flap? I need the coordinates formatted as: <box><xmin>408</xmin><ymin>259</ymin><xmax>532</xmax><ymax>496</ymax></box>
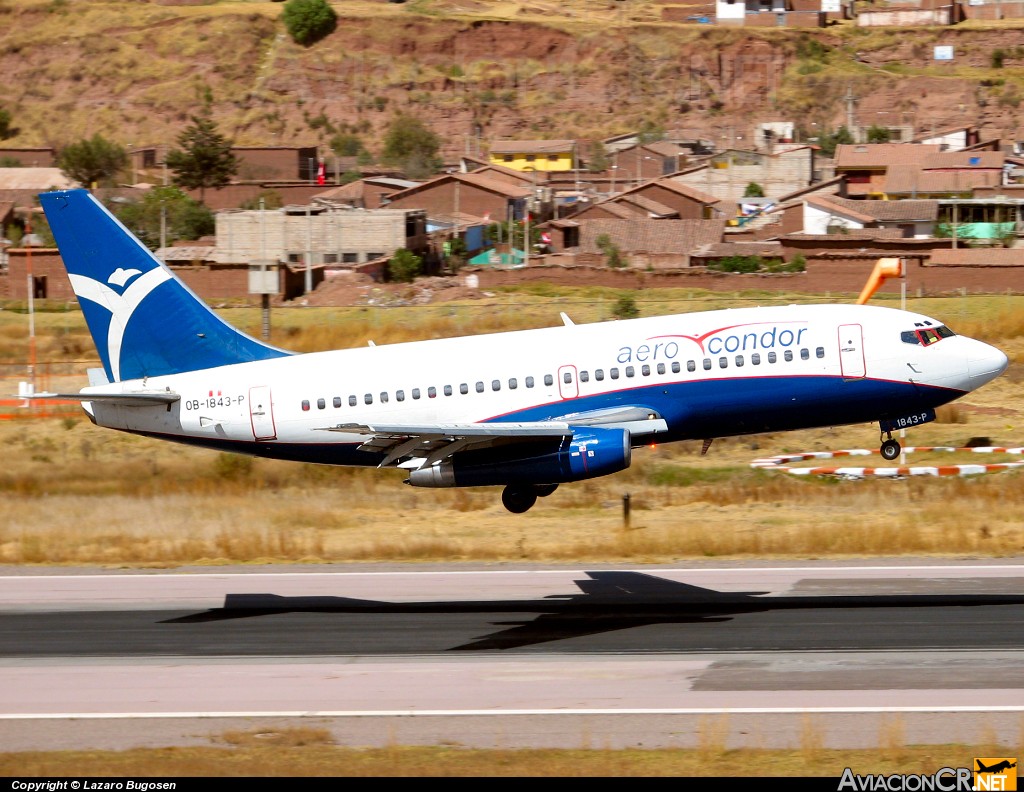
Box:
<box><xmin>318</xmin><ymin>421</ymin><xmax>573</xmax><ymax>469</ymax></box>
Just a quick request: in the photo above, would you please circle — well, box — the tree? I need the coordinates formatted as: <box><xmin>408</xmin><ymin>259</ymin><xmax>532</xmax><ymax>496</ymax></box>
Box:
<box><xmin>380</xmin><ymin>114</ymin><xmax>442</xmax><ymax>179</ymax></box>
<box><xmin>108</xmin><ymin>186</ymin><xmax>214</xmax><ymax>252</ymax></box>
<box><xmin>0</xmin><ymin>108</ymin><xmax>13</xmax><ymax>140</ymax></box>
<box><xmin>586</xmin><ymin>141</ymin><xmax>609</xmax><ymax>173</ymax></box>
<box><xmin>165</xmin><ymin>112</ymin><xmax>239</xmax><ymax>204</ymax></box>
<box><xmin>387</xmin><ymin>248</ymin><xmax>422</xmax><ymax>283</ymax></box>
<box><xmin>596</xmin><ymin>233</ymin><xmax>626</xmax><ymax>269</ymax></box>
<box><xmin>744</xmin><ymin>182</ymin><xmax>765</xmax><ymax>198</ymax></box>
<box><xmin>282</xmin><ymin>0</ymin><xmax>337</xmax><ymax>46</ymax></box>
<box><xmin>57</xmin><ymin>134</ymin><xmax>128</xmax><ymax>188</ymax></box>
<box><xmin>817</xmin><ymin>126</ymin><xmax>854</xmax><ymax>158</ymax></box>
<box><xmin>866</xmin><ymin>125</ymin><xmax>892</xmax><ymax>143</ymax></box>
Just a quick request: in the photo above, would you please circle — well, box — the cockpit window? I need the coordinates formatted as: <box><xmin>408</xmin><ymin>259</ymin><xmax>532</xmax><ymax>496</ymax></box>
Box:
<box><xmin>901</xmin><ymin>325</ymin><xmax>956</xmax><ymax>346</ymax></box>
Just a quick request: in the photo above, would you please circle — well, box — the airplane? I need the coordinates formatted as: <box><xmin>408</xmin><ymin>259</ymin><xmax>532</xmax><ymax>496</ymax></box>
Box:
<box><xmin>32</xmin><ymin>188</ymin><xmax>1009</xmax><ymax>513</ymax></box>
<box><xmin>976</xmin><ymin>761</ymin><xmax>1017</xmax><ymax>774</ymax></box>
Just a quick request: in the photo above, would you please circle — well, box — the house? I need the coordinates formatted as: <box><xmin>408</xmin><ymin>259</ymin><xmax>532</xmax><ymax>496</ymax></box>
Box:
<box><xmin>384</xmin><ymin>172</ymin><xmax>534</xmax><ymax>224</ymax></box>
<box><xmin>833</xmin><ymin>143</ymin><xmax>941</xmax><ymax>197</ymax></box>
<box><xmin>0</xmin><ymin>168</ymin><xmax>79</xmax><ymax>216</ymax></box>
<box><xmin>913</xmin><ymin>125</ymin><xmax>981</xmax><ymax>151</ymax></box>
<box><xmin>213</xmin><ymin>203</ymin><xmax>429</xmax><ymax>270</ymax></box>
<box><xmin>314</xmin><ymin>176</ymin><xmax>420</xmax><ymax>209</ymax></box>
<box><xmin>798</xmin><ymin>195</ymin><xmax>940</xmax><ymax>237</ymax></box>
<box><xmin>541</xmin><ymin>218</ymin><xmax>727</xmax><ymax>269</ymax></box>
<box><xmin>573</xmin><ymin>178</ymin><xmax>723</xmax><ymax>222</ymax></box>
<box><xmin>603</xmin><ymin>141</ymin><xmax>690</xmax><ymax>184</ymax></box>
<box><xmin>714</xmin><ymin>0</ymin><xmax>826</xmax><ymax>27</ymax></box>
<box><xmin>669</xmin><ymin>147</ymin><xmax>818</xmax><ymax>204</ymax></box>
<box><xmin>0</xmin><ymin>147</ymin><xmax>56</xmax><ymax>168</ymax></box>
<box><xmin>487</xmin><ymin>140</ymin><xmax>577</xmax><ymax>173</ymax></box>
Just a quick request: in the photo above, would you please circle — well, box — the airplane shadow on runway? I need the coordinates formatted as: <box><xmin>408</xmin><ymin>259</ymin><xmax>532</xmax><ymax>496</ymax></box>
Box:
<box><xmin>161</xmin><ymin>571</ymin><xmax>1024</xmax><ymax>651</ymax></box>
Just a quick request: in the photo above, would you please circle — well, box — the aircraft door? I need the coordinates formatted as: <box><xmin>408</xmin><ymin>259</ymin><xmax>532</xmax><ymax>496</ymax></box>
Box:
<box><xmin>838</xmin><ymin>324</ymin><xmax>866</xmax><ymax>379</ymax></box>
<box><xmin>558</xmin><ymin>365</ymin><xmax>579</xmax><ymax>399</ymax></box>
<box><xmin>249</xmin><ymin>385</ymin><xmax>277</xmax><ymax>441</ymax></box>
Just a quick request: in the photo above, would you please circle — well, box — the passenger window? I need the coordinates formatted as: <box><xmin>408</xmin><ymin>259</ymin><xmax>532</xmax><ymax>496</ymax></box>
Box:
<box><xmin>735</xmin><ymin>355</ymin><xmax>743</xmax><ymax>367</ymax></box>
<box><xmin>333</xmin><ymin>396</ymin><xmax>342</xmax><ymax>408</ymax></box>
<box><xmin>719</xmin><ymin>357</ymin><xmax>728</xmax><ymax>369</ymax></box>
<box><xmin>563</xmin><ymin>371</ymin><xmax>573</xmax><ymax>384</ymax></box>
<box><xmin>703</xmin><ymin>359</ymin><xmax>712</xmax><ymax>371</ymax></box>
<box><xmin>784</xmin><ymin>350</ymin><xmax>793</xmax><ymax>362</ymax></box>
<box><xmin>625</xmin><ymin>366</ymin><xmax>635</xmax><ymax>377</ymax></box>
<box><xmin>687</xmin><ymin>360</ymin><xmax>695</xmax><ymax>372</ymax></box>
<box><xmin>672</xmin><ymin>362</ymin><xmax>680</xmax><ymax>374</ymax></box>
<box><xmin>751</xmin><ymin>353</ymin><xmax>760</xmax><ymax>365</ymax></box>
<box><xmin>544</xmin><ymin>374</ymin><xmax>553</xmax><ymax>386</ymax></box>
<box><xmin>816</xmin><ymin>347</ymin><xmax>825</xmax><ymax>358</ymax></box>
<box><xmin>412</xmin><ymin>388</ymin><xmax>421</xmax><ymax>400</ymax></box>
<box><xmin>443</xmin><ymin>385</ymin><xmax>452</xmax><ymax>396</ymax></box>
<box><xmin>348</xmin><ymin>395</ymin><xmax>357</xmax><ymax>407</ymax></box>
<box><xmin>428</xmin><ymin>386</ymin><xmax>437</xmax><ymax>398</ymax></box>
<box><xmin>317</xmin><ymin>398</ymin><xmax>325</xmax><ymax>409</ymax></box>
<box><xmin>801</xmin><ymin>348</ymin><xmax>810</xmax><ymax>360</ymax></box>
<box><xmin>460</xmin><ymin>383</ymin><xmax>468</xmax><ymax>395</ymax></box>
<box><xmin>595</xmin><ymin>369</ymin><xmax>604</xmax><ymax>381</ymax></box>
<box><xmin>492</xmin><ymin>379</ymin><xmax>501</xmax><ymax>391</ymax></box>
<box><xmin>379</xmin><ymin>392</ymin><xmax>388</xmax><ymax>404</ymax></box>
<box><xmin>476</xmin><ymin>381</ymin><xmax>485</xmax><ymax>393</ymax></box>
<box><xmin>396</xmin><ymin>390</ymin><xmax>405</xmax><ymax>402</ymax></box>
<box><xmin>641</xmin><ymin>365</ymin><xmax>650</xmax><ymax>376</ymax></box>
<box><xmin>509</xmin><ymin>378</ymin><xmax>518</xmax><ymax>389</ymax></box>
<box><xmin>364</xmin><ymin>394</ymin><xmax>373</xmax><ymax>405</ymax></box>
<box><xmin>579</xmin><ymin>372</ymin><xmax>588</xmax><ymax>383</ymax></box>
<box><xmin>657</xmin><ymin>363</ymin><xmax>666</xmax><ymax>375</ymax></box>
<box><xmin>526</xmin><ymin>376</ymin><xmax>535</xmax><ymax>388</ymax></box>
<box><xmin>768</xmin><ymin>352</ymin><xmax>777</xmax><ymax>363</ymax></box>
<box><xmin>301</xmin><ymin>399</ymin><xmax>310</xmax><ymax>411</ymax></box>
<box><xmin>610</xmin><ymin>368</ymin><xmax>619</xmax><ymax>380</ymax></box>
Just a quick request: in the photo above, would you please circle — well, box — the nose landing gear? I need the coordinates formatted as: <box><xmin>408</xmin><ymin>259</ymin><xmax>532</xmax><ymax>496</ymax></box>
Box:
<box><xmin>880</xmin><ymin>431</ymin><xmax>901</xmax><ymax>461</ymax></box>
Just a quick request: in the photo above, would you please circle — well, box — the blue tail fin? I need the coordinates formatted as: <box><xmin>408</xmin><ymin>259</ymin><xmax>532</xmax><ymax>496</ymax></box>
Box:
<box><xmin>40</xmin><ymin>189</ymin><xmax>290</xmax><ymax>383</ymax></box>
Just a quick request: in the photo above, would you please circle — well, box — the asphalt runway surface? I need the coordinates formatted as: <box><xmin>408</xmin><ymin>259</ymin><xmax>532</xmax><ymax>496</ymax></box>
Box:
<box><xmin>1</xmin><ymin>560</ymin><xmax>1022</xmax><ymax>752</ymax></box>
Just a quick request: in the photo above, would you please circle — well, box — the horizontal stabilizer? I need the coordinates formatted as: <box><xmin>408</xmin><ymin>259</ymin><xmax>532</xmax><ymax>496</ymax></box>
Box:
<box><xmin>24</xmin><ymin>390</ymin><xmax>180</xmax><ymax>406</ymax></box>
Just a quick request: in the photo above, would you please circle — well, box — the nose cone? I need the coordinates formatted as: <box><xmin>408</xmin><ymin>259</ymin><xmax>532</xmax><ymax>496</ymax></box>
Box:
<box><xmin>968</xmin><ymin>340</ymin><xmax>1009</xmax><ymax>391</ymax></box>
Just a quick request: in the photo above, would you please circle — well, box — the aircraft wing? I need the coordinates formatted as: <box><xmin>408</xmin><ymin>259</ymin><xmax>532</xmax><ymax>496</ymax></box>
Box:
<box><xmin>22</xmin><ymin>390</ymin><xmax>180</xmax><ymax>406</ymax></box>
<box><xmin>320</xmin><ymin>421</ymin><xmax>573</xmax><ymax>468</ymax></box>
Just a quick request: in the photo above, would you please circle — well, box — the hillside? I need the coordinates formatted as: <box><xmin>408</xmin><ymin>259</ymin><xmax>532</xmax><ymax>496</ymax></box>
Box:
<box><xmin>1</xmin><ymin>0</ymin><xmax>1023</xmax><ymax>161</ymax></box>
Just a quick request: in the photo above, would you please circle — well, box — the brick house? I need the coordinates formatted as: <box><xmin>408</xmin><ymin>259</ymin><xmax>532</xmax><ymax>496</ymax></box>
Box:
<box><xmin>384</xmin><ymin>172</ymin><xmax>533</xmax><ymax>224</ymax></box>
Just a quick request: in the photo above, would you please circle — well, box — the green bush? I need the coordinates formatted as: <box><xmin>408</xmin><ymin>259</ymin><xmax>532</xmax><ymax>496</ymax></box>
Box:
<box><xmin>611</xmin><ymin>295</ymin><xmax>640</xmax><ymax>320</ymax></box>
<box><xmin>387</xmin><ymin>248</ymin><xmax>422</xmax><ymax>283</ymax></box>
<box><xmin>282</xmin><ymin>0</ymin><xmax>337</xmax><ymax>46</ymax></box>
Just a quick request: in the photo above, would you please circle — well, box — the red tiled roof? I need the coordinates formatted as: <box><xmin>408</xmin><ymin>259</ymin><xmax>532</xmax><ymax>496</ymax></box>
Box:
<box><xmin>884</xmin><ymin>164</ymin><xmax>1002</xmax><ymax>195</ymax></box>
<box><xmin>817</xmin><ymin>195</ymin><xmax>939</xmax><ymax>221</ymax></box>
<box><xmin>834</xmin><ymin>143</ymin><xmax>940</xmax><ymax>170</ymax></box>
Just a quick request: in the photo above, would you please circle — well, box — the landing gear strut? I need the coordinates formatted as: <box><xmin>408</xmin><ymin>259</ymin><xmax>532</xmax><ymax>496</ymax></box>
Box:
<box><xmin>880</xmin><ymin>431</ymin><xmax>901</xmax><ymax>461</ymax></box>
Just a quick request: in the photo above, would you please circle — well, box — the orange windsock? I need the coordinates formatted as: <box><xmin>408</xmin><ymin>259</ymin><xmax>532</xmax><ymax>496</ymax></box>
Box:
<box><xmin>856</xmin><ymin>257</ymin><xmax>904</xmax><ymax>304</ymax></box>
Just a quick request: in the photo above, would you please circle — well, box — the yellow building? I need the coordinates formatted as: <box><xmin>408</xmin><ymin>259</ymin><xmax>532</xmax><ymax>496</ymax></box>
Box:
<box><xmin>488</xmin><ymin>140</ymin><xmax>576</xmax><ymax>173</ymax></box>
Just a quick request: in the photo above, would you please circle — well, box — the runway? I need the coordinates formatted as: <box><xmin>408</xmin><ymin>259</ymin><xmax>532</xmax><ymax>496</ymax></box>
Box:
<box><xmin>1</xmin><ymin>561</ymin><xmax>1022</xmax><ymax>751</ymax></box>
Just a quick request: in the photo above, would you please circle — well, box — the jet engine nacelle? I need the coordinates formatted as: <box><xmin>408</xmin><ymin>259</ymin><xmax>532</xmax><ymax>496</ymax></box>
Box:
<box><xmin>406</xmin><ymin>427</ymin><xmax>632</xmax><ymax>488</ymax></box>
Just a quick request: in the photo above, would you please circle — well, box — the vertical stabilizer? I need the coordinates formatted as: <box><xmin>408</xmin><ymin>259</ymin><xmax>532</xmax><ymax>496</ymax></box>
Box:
<box><xmin>40</xmin><ymin>189</ymin><xmax>290</xmax><ymax>382</ymax></box>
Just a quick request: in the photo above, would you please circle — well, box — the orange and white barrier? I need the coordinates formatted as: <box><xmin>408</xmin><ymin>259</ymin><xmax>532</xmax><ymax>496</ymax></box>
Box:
<box><xmin>750</xmin><ymin>446</ymin><xmax>1024</xmax><ymax>477</ymax></box>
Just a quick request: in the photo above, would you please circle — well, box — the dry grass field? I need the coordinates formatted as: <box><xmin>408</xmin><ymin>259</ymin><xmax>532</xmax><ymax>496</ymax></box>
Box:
<box><xmin>0</xmin><ymin>288</ymin><xmax>1022</xmax><ymax>567</ymax></box>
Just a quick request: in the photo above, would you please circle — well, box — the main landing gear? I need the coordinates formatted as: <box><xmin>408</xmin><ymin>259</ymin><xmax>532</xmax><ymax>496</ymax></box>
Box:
<box><xmin>501</xmin><ymin>483</ymin><xmax>559</xmax><ymax>514</ymax></box>
<box><xmin>880</xmin><ymin>431</ymin><xmax>901</xmax><ymax>461</ymax></box>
